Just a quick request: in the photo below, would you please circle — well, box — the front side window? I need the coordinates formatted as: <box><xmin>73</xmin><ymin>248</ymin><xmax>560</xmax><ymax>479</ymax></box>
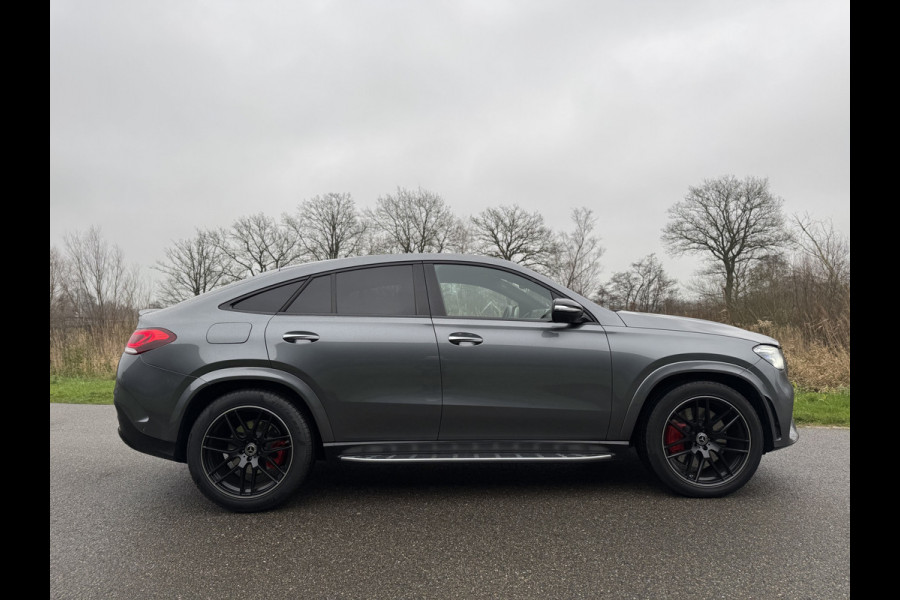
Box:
<box><xmin>433</xmin><ymin>264</ymin><xmax>553</xmax><ymax>320</ymax></box>
<box><xmin>335</xmin><ymin>265</ymin><xmax>417</xmax><ymax>316</ymax></box>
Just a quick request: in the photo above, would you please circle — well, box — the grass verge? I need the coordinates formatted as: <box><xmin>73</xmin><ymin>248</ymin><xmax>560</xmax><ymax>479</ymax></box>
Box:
<box><xmin>792</xmin><ymin>386</ymin><xmax>850</xmax><ymax>428</ymax></box>
<box><xmin>50</xmin><ymin>376</ymin><xmax>115</xmax><ymax>405</ymax></box>
<box><xmin>49</xmin><ymin>377</ymin><xmax>850</xmax><ymax>427</ymax></box>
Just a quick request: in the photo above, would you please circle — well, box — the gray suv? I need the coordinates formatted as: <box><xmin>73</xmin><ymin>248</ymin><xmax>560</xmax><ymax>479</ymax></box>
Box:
<box><xmin>114</xmin><ymin>254</ymin><xmax>798</xmax><ymax>512</ymax></box>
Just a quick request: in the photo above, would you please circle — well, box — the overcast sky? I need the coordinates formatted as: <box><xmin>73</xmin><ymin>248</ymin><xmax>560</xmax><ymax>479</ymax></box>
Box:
<box><xmin>50</xmin><ymin>0</ymin><xmax>850</xmax><ymax>290</ymax></box>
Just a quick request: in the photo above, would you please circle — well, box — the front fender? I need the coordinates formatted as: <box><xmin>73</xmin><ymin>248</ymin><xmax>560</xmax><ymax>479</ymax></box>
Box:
<box><xmin>616</xmin><ymin>360</ymin><xmax>772</xmax><ymax>440</ymax></box>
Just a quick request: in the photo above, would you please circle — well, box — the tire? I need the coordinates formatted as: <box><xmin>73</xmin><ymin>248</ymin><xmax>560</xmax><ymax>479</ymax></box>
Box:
<box><xmin>186</xmin><ymin>389</ymin><xmax>314</xmax><ymax>512</ymax></box>
<box><xmin>641</xmin><ymin>381</ymin><xmax>763</xmax><ymax>498</ymax></box>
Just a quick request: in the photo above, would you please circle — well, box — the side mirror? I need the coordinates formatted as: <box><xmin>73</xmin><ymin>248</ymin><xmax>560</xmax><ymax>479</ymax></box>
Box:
<box><xmin>551</xmin><ymin>298</ymin><xmax>585</xmax><ymax>323</ymax></box>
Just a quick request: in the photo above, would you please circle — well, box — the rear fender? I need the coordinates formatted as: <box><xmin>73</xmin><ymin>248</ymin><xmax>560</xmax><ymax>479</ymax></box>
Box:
<box><xmin>173</xmin><ymin>366</ymin><xmax>335</xmax><ymax>443</ymax></box>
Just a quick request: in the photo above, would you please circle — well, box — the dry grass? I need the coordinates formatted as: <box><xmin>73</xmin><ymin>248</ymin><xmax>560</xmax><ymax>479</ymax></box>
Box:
<box><xmin>750</xmin><ymin>321</ymin><xmax>850</xmax><ymax>391</ymax></box>
<box><xmin>49</xmin><ymin>323</ymin><xmax>134</xmax><ymax>379</ymax></box>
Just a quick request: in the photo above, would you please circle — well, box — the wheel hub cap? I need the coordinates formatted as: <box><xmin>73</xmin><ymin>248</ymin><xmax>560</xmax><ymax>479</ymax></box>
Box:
<box><xmin>690</xmin><ymin>431</ymin><xmax>723</xmax><ymax>459</ymax></box>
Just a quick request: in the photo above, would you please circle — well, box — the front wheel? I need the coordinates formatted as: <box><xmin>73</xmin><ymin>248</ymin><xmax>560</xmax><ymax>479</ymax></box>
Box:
<box><xmin>641</xmin><ymin>381</ymin><xmax>763</xmax><ymax>498</ymax></box>
<box><xmin>186</xmin><ymin>389</ymin><xmax>314</xmax><ymax>512</ymax></box>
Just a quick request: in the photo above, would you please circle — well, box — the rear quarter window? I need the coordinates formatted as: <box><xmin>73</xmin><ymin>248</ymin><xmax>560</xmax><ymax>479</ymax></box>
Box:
<box><xmin>229</xmin><ymin>280</ymin><xmax>305</xmax><ymax>313</ymax></box>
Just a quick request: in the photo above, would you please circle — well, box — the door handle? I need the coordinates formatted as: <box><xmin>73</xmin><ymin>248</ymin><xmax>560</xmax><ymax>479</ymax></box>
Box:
<box><xmin>283</xmin><ymin>331</ymin><xmax>320</xmax><ymax>343</ymax></box>
<box><xmin>448</xmin><ymin>332</ymin><xmax>483</xmax><ymax>346</ymax></box>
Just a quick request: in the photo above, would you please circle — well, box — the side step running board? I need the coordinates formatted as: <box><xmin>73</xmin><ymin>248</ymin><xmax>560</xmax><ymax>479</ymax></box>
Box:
<box><xmin>340</xmin><ymin>452</ymin><xmax>613</xmax><ymax>463</ymax></box>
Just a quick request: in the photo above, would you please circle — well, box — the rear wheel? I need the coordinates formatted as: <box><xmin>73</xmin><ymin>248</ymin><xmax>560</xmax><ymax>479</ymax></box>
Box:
<box><xmin>186</xmin><ymin>389</ymin><xmax>313</xmax><ymax>512</ymax></box>
<box><xmin>642</xmin><ymin>381</ymin><xmax>763</xmax><ymax>497</ymax></box>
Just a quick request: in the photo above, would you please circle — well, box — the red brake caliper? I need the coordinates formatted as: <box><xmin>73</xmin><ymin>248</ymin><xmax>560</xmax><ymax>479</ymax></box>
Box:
<box><xmin>665</xmin><ymin>421</ymin><xmax>686</xmax><ymax>454</ymax></box>
<box><xmin>267</xmin><ymin>441</ymin><xmax>289</xmax><ymax>468</ymax></box>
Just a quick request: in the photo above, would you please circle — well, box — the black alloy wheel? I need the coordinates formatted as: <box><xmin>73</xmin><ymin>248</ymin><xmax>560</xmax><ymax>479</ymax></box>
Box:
<box><xmin>643</xmin><ymin>381</ymin><xmax>763</xmax><ymax>498</ymax></box>
<box><xmin>187</xmin><ymin>390</ymin><xmax>313</xmax><ymax>512</ymax></box>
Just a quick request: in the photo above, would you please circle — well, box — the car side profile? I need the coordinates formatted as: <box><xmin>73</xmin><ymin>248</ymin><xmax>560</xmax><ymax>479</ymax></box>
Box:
<box><xmin>114</xmin><ymin>254</ymin><xmax>798</xmax><ymax>512</ymax></box>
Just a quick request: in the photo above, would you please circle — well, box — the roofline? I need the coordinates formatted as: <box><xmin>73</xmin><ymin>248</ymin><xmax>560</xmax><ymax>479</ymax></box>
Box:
<box><xmin>149</xmin><ymin>253</ymin><xmax>625</xmax><ymax>326</ymax></box>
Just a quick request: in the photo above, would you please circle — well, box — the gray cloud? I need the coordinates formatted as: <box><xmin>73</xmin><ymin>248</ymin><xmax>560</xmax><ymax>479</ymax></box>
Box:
<box><xmin>50</xmin><ymin>0</ymin><xmax>850</xmax><ymax>288</ymax></box>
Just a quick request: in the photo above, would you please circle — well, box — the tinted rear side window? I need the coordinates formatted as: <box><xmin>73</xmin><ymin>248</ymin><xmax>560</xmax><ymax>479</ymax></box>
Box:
<box><xmin>284</xmin><ymin>275</ymin><xmax>332</xmax><ymax>314</ymax></box>
<box><xmin>336</xmin><ymin>265</ymin><xmax>416</xmax><ymax>316</ymax></box>
<box><xmin>231</xmin><ymin>280</ymin><xmax>305</xmax><ymax>313</ymax></box>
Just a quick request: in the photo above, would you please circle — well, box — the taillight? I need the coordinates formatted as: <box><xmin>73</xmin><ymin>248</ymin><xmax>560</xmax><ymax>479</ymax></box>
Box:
<box><xmin>125</xmin><ymin>328</ymin><xmax>177</xmax><ymax>355</ymax></box>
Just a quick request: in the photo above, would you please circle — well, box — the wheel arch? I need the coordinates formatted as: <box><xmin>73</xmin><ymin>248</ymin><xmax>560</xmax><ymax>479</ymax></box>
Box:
<box><xmin>621</xmin><ymin>362</ymin><xmax>779</xmax><ymax>453</ymax></box>
<box><xmin>172</xmin><ymin>368</ymin><xmax>334</xmax><ymax>462</ymax></box>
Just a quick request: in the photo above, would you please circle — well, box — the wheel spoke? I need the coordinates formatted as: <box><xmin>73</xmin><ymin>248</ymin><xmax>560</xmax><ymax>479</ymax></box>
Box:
<box><xmin>211</xmin><ymin>462</ymin><xmax>243</xmax><ymax>485</ymax></box>
<box><xmin>265</xmin><ymin>440</ymin><xmax>292</xmax><ymax>452</ymax></box>
<box><xmin>717</xmin><ymin>446</ymin><xmax>750</xmax><ymax>455</ymax></box>
<box><xmin>664</xmin><ymin>435</ymin><xmax>690</xmax><ymax>451</ymax></box>
<box><xmin>234</xmin><ymin>410</ymin><xmax>251</xmax><ymax>437</ymax></box>
<box><xmin>201</xmin><ymin>441</ymin><xmax>234</xmax><ymax>454</ymax></box>
<box><xmin>667</xmin><ymin>419</ymin><xmax>690</xmax><ymax>435</ymax></box>
<box><xmin>677</xmin><ymin>453</ymin><xmax>690</xmax><ymax>477</ymax></box>
<box><xmin>711</xmin><ymin>407</ymin><xmax>738</xmax><ymax>430</ymax></box>
<box><xmin>248</xmin><ymin>465</ymin><xmax>259</xmax><ymax>494</ymax></box>
<box><xmin>720</xmin><ymin>412</ymin><xmax>744</xmax><ymax>433</ymax></box>
<box><xmin>204</xmin><ymin>434</ymin><xmax>237</xmax><ymax>444</ymax></box>
<box><xmin>692</xmin><ymin>456</ymin><xmax>707</xmax><ymax>482</ymax></box>
<box><xmin>667</xmin><ymin>447</ymin><xmax>694</xmax><ymax>460</ymax></box>
<box><xmin>258</xmin><ymin>465</ymin><xmax>280</xmax><ymax>483</ymax></box>
<box><xmin>688</xmin><ymin>400</ymin><xmax>701</xmax><ymax>428</ymax></box>
<box><xmin>205</xmin><ymin>452</ymin><xmax>237</xmax><ymax>474</ymax></box>
<box><xmin>253</xmin><ymin>409</ymin><xmax>265</xmax><ymax>437</ymax></box>
<box><xmin>238</xmin><ymin>463</ymin><xmax>248</xmax><ymax>495</ymax></box>
<box><xmin>685</xmin><ymin>454</ymin><xmax>699</xmax><ymax>479</ymax></box>
<box><xmin>717</xmin><ymin>433</ymin><xmax>750</xmax><ymax>444</ymax></box>
<box><xmin>708</xmin><ymin>450</ymin><xmax>733</xmax><ymax>481</ymax></box>
<box><xmin>257</xmin><ymin>417</ymin><xmax>272</xmax><ymax>441</ymax></box>
<box><xmin>223</xmin><ymin>412</ymin><xmax>240</xmax><ymax>439</ymax></box>
<box><xmin>264</xmin><ymin>459</ymin><xmax>289</xmax><ymax>478</ymax></box>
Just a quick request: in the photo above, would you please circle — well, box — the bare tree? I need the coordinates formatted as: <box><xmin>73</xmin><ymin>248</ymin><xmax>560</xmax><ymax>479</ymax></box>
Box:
<box><xmin>50</xmin><ymin>246</ymin><xmax>72</xmax><ymax>328</ymax></box>
<box><xmin>784</xmin><ymin>215</ymin><xmax>850</xmax><ymax>347</ymax></box>
<box><xmin>62</xmin><ymin>226</ymin><xmax>148</xmax><ymax>324</ymax></box>
<box><xmin>470</xmin><ymin>204</ymin><xmax>555</xmax><ymax>268</ymax></box>
<box><xmin>792</xmin><ymin>213</ymin><xmax>850</xmax><ymax>288</ymax></box>
<box><xmin>448</xmin><ymin>217</ymin><xmax>475</xmax><ymax>254</ymax></box>
<box><xmin>215</xmin><ymin>213</ymin><xmax>304</xmax><ymax>278</ymax></box>
<box><xmin>598</xmin><ymin>253</ymin><xmax>679</xmax><ymax>312</ymax></box>
<box><xmin>285</xmin><ymin>193</ymin><xmax>368</xmax><ymax>261</ymax></box>
<box><xmin>546</xmin><ymin>207</ymin><xmax>604</xmax><ymax>295</ymax></box>
<box><xmin>154</xmin><ymin>229</ymin><xmax>235</xmax><ymax>306</ymax></box>
<box><xmin>367</xmin><ymin>186</ymin><xmax>459</xmax><ymax>253</ymax></box>
<box><xmin>661</xmin><ymin>175</ymin><xmax>792</xmax><ymax>318</ymax></box>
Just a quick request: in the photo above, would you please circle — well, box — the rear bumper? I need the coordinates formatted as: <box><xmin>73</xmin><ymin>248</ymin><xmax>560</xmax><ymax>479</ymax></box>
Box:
<box><xmin>115</xmin><ymin>403</ymin><xmax>180</xmax><ymax>462</ymax></box>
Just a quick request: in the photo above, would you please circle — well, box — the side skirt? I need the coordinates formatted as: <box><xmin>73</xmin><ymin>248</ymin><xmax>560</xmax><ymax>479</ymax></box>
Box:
<box><xmin>324</xmin><ymin>440</ymin><xmax>627</xmax><ymax>463</ymax></box>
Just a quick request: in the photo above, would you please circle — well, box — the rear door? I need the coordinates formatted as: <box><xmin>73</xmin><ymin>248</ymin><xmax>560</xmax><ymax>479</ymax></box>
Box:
<box><xmin>266</xmin><ymin>263</ymin><xmax>442</xmax><ymax>441</ymax></box>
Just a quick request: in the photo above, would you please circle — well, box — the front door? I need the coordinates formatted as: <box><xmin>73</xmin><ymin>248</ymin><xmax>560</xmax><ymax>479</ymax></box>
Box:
<box><xmin>427</xmin><ymin>263</ymin><xmax>612</xmax><ymax>440</ymax></box>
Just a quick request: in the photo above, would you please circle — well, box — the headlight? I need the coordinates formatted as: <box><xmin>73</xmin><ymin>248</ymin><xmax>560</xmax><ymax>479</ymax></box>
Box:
<box><xmin>753</xmin><ymin>344</ymin><xmax>785</xmax><ymax>370</ymax></box>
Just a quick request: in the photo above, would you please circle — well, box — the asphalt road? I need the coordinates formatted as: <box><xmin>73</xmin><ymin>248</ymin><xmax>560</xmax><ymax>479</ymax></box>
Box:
<box><xmin>50</xmin><ymin>404</ymin><xmax>850</xmax><ymax>599</ymax></box>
